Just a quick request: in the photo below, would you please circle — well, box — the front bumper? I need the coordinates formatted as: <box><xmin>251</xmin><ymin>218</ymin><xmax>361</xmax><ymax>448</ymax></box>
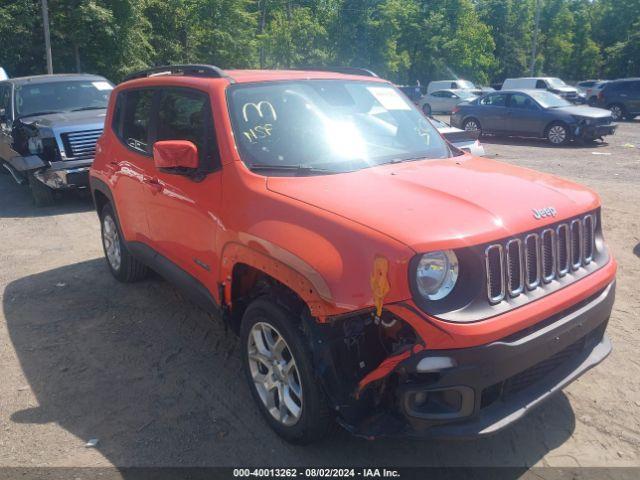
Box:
<box><xmin>348</xmin><ymin>281</ymin><xmax>615</xmax><ymax>439</ymax></box>
<box><xmin>575</xmin><ymin>123</ymin><xmax>617</xmax><ymax>140</ymax></box>
<box><xmin>33</xmin><ymin>164</ymin><xmax>91</xmax><ymax>189</ymax></box>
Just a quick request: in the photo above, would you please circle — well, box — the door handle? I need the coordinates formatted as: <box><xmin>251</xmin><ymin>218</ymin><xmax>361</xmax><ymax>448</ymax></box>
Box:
<box><xmin>143</xmin><ymin>177</ymin><xmax>163</xmax><ymax>194</ymax></box>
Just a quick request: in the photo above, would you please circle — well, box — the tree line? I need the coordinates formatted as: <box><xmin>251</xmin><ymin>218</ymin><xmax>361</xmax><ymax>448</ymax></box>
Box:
<box><xmin>1</xmin><ymin>0</ymin><xmax>638</xmax><ymax>85</ymax></box>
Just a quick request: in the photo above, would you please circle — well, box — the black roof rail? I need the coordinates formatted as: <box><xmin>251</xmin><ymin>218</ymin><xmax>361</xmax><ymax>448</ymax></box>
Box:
<box><xmin>299</xmin><ymin>66</ymin><xmax>379</xmax><ymax>78</ymax></box>
<box><xmin>122</xmin><ymin>64</ymin><xmax>234</xmax><ymax>83</ymax></box>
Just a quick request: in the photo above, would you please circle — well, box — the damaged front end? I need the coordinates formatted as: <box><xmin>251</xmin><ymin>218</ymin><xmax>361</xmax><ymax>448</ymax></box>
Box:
<box><xmin>305</xmin><ymin>307</ymin><xmax>429</xmax><ymax>439</ymax></box>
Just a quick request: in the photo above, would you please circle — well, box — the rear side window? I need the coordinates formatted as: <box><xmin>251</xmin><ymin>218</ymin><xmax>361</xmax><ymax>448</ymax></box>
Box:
<box><xmin>480</xmin><ymin>94</ymin><xmax>507</xmax><ymax>106</ymax></box>
<box><xmin>117</xmin><ymin>89</ymin><xmax>155</xmax><ymax>154</ymax></box>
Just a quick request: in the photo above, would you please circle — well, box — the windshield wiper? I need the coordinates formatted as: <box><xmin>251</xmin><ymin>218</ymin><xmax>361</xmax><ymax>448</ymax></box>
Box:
<box><xmin>248</xmin><ymin>164</ymin><xmax>334</xmax><ymax>174</ymax></box>
<box><xmin>70</xmin><ymin>106</ymin><xmax>107</xmax><ymax>112</ymax></box>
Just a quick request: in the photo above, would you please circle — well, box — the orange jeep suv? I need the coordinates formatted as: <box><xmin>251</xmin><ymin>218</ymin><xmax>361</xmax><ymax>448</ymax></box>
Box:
<box><xmin>90</xmin><ymin>65</ymin><xmax>616</xmax><ymax>443</ymax></box>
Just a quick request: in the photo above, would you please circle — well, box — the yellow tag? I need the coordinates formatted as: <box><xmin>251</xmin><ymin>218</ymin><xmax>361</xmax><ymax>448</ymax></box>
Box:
<box><xmin>370</xmin><ymin>256</ymin><xmax>390</xmax><ymax>317</ymax></box>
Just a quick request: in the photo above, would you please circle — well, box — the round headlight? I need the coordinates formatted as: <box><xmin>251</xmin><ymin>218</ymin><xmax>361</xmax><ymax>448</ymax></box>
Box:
<box><xmin>416</xmin><ymin>250</ymin><xmax>459</xmax><ymax>300</ymax></box>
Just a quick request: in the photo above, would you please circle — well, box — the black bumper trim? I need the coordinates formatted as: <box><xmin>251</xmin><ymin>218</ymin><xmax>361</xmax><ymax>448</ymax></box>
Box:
<box><xmin>350</xmin><ymin>281</ymin><xmax>615</xmax><ymax>439</ymax></box>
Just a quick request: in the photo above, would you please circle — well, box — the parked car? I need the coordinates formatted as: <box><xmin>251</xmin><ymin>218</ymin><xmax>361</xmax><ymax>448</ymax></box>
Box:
<box><xmin>91</xmin><ymin>65</ymin><xmax>615</xmax><ymax>444</ymax></box>
<box><xmin>429</xmin><ymin>117</ymin><xmax>486</xmax><ymax>156</ymax></box>
<box><xmin>595</xmin><ymin>78</ymin><xmax>640</xmax><ymax>121</ymax></box>
<box><xmin>419</xmin><ymin>89</ymin><xmax>477</xmax><ymax>115</ymax></box>
<box><xmin>427</xmin><ymin>79</ymin><xmax>493</xmax><ymax>96</ymax></box>
<box><xmin>576</xmin><ymin>79</ymin><xmax>601</xmax><ymax>94</ymax></box>
<box><xmin>502</xmin><ymin>77</ymin><xmax>582</xmax><ymax>103</ymax></box>
<box><xmin>398</xmin><ymin>84</ymin><xmax>427</xmax><ymax>104</ymax></box>
<box><xmin>451</xmin><ymin>89</ymin><xmax>616</xmax><ymax>145</ymax></box>
<box><xmin>584</xmin><ymin>81</ymin><xmax>609</xmax><ymax>106</ymax></box>
<box><xmin>0</xmin><ymin>73</ymin><xmax>113</xmax><ymax>205</ymax></box>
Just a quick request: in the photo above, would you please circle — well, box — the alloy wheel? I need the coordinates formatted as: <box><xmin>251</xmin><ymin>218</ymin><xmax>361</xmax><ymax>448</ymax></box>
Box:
<box><xmin>102</xmin><ymin>214</ymin><xmax>122</xmax><ymax>272</ymax></box>
<box><xmin>548</xmin><ymin>125</ymin><xmax>567</xmax><ymax>144</ymax></box>
<box><xmin>609</xmin><ymin>105</ymin><xmax>623</xmax><ymax>121</ymax></box>
<box><xmin>464</xmin><ymin>120</ymin><xmax>479</xmax><ymax>132</ymax></box>
<box><xmin>247</xmin><ymin>322</ymin><xmax>303</xmax><ymax>427</ymax></box>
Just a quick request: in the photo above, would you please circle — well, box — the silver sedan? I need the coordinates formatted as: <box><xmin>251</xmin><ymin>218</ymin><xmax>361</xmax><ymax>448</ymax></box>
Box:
<box><xmin>418</xmin><ymin>89</ymin><xmax>478</xmax><ymax>115</ymax></box>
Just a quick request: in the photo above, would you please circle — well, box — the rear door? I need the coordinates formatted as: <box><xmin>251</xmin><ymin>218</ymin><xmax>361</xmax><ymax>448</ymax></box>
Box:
<box><xmin>477</xmin><ymin>93</ymin><xmax>508</xmax><ymax>132</ymax></box>
<box><xmin>143</xmin><ymin>87</ymin><xmax>223</xmax><ymax>290</ymax></box>
<box><xmin>625</xmin><ymin>80</ymin><xmax>640</xmax><ymax>114</ymax></box>
<box><xmin>505</xmin><ymin>93</ymin><xmax>544</xmax><ymax>135</ymax></box>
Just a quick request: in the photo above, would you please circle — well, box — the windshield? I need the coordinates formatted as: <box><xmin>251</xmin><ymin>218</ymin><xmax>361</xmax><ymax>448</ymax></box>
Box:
<box><xmin>228</xmin><ymin>80</ymin><xmax>452</xmax><ymax>174</ymax></box>
<box><xmin>547</xmin><ymin>77</ymin><xmax>567</xmax><ymax>88</ymax></box>
<box><xmin>15</xmin><ymin>80</ymin><xmax>113</xmax><ymax>118</ymax></box>
<box><xmin>456</xmin><ymin>90</ymin><xmax>477</xmax><ymax>99</ymax></box>
<box><xmin>457</xmin><ymin>80</ymin><xmax>476</xmax><ymax>89</ymax></box>
<box><xmin>529</xmin><ymin>90</ymin><xmax>571</xmax><ymax>108</ymax></box>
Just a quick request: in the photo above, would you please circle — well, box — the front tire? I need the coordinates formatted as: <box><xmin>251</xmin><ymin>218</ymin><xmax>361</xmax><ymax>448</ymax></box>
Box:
<box><xmin>546</xmin><ymin>122</ymin><xmax>569</xmax><ymax>146</ymax></box>
<box><xmin>240</xmin><ymin>297</ymin><xmax>331</xmax><ymax>444</ymax></box>
<box><xmin>28</xmin><ymin>173</ymin><xmax>55</xmax><ymax>207</ymax></box>
<box><xmin>422</xmin><ymin>103</ymin><xmax>432</xmax><ymax>116</ymax></box>
<box><xmin>100</xmin><ymin>203</ymin><xmax>148</xmax><ymax>282</ymax></box>
<box><xmin>463</xmin><ymin>118</ymin><xmax>481</xmax><ymax>135</ymax></box>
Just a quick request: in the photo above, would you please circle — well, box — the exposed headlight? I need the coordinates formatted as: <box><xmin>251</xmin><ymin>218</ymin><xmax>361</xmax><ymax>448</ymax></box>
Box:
<box><xmin>416</xmin><ymin>250</ymin><xmax>459</xmax><ymax>300</ymax></box>
<box><xmin>28</xmin><ymin>137</ymin><xmax>43</xmax><ymax>154</ymax></box>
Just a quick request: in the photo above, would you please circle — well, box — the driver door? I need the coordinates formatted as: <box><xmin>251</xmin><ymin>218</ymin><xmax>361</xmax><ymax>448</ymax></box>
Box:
<box><xmin>505</xmin><ymin>93</ymin><xmax>543</xmax><ymax>135</ymax></box>
<box><xmin>143</xmin><ymin>87</ymin><xmax>223</xmax><ymax>291</ymax></box>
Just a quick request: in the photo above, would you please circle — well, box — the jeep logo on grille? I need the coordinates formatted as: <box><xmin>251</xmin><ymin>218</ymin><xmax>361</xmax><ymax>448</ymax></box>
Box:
<box><xmin>532</xmin><ymin>207</ymin><xmax>557</xmax><ymax>219</ymax></box>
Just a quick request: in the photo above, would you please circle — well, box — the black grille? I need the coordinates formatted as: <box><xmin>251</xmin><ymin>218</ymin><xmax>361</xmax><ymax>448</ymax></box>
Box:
<box><xmin>557</xmin><ymin>224</ymin><xmax>570</xmax><ymax>276</ymax></box>
<box><xmin>481</xmin><ymin>324</ymin><xmax>606</xmax><ymax>409</ymax></box>
<box><xmin>61</xmin><ymin>129</ymin><xmax>102</xmax><ymax>159</ymax></box>
<box><xmin>541</xmin><ymin>229</ymin><xmax>555</xmax><ymax>282</ymax></box>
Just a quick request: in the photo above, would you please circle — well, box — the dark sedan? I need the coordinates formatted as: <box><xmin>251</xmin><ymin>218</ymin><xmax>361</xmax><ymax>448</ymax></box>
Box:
<box><xmin>450</xmin><ymin>90</ymin><xmax>617</xmax><ymax>145</ymax></box>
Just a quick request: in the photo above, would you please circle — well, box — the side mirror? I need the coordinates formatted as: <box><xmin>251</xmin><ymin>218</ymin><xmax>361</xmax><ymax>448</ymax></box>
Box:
<box><xmin>153</xmin><ymin>140</ymin><xmax>199</xmax><ymax>171</ymax></box>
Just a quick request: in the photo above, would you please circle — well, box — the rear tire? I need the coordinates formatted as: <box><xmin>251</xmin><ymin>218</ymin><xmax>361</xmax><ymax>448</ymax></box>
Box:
<box><xmin>422</xmin><ymin>103</ymin><xmax>432</xmax><ymax>116</ymax></box>
<box><xmin>100</xmin><ymin>203</ymin><xmax>148</xmax><ymax>283</ymax></box>
<box><xmin>240</xmin><ymin>297</ymin><xmax>331</xmax><ymax>444</ymax></box>
<box><xmin>546</xmin><ymin>122</ymin><xmax>570</xmax><ymax>146</ymax></box>
<box><xmin>28</xmin><ymin>173</ymin><xmax>55</xmax><ymax>207</ymax></box>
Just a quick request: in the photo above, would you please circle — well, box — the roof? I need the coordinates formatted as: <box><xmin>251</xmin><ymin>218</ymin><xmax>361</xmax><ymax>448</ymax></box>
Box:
<box><xmin>3</xmin><ymin>73</ymin><xmax>109</xmax><ymax>86</ymax></box>
<box><xmin>211</xmin><ymin>69</ymin><xmax>387</xmax><ymax>84</ymax></box>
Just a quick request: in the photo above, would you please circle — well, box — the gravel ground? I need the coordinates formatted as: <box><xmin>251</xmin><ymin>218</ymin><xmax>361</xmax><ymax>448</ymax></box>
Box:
<box><xmin>0</xmin><ymin>119</ymin><xmax>639</xmax><ymax>470</ymax></box>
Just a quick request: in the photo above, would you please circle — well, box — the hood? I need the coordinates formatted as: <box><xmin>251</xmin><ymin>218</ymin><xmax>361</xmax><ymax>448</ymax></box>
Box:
<box><xmin>18</xmin><ymin>109</ymin><xmax>107</xmax><ymax>129</ymax></box>
<box><xmin>556</xmin><ymin>105</ymin><xmax>612</xmax><ymax>118</ymax></box>
<box><xmin>551</xmin><ymin>86</ymin><xmax>578</xmax><ymax>94</ymax></box>
<box><xmin>266</xmin><ymin>156</ymin><xmax>599</xmax><ymax>253</ymax></box>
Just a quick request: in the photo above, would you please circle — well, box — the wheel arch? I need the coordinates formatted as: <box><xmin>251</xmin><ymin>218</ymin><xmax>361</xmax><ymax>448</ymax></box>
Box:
<box><xmin>220</xmin><ymin>242</ymin><xmax>337</xmax><ymax>328</ymax></box>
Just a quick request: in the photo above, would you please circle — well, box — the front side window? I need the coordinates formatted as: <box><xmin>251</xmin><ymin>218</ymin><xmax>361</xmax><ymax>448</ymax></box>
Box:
<box><xmin>227</xmin><ymin>80</ymin><xmax>452</xmax><ymax>174</ymax></box>
<box><xmin>0</xmin><ymin>84</ymin><xmax>11</xmax><ymax>121</ymax></box>
<box><xmin>535</xmin><ymin>80</ymin><xmax>547</xmax><ymax>89</ymax></box>
<box><xmin>14</xmin><ymin>80</ymin><xmax>113</xmax><ymax>118</ymax></box>
<box><xmin>120</xmin><ymin>89</ymin><xmax>154</xmax><ymax>154</ymax></box>
<box><xmin>528</xmin><ymin>91</ymin><xmax>571</xmax><ymax>108</ymax></box>
<box><xmin>509</xmin><ymin>93</ymin><xmax>538</xmax><ymax>110</ymax></box>
<box><xmin>157</xmin><ymin>89</ymin><xmax>212</xmax><ymax>163</ymax></box>
<box><xmin>547</xmin><ymin>78</ymin><xmax>567</xmax><ymax>88</ymax></box>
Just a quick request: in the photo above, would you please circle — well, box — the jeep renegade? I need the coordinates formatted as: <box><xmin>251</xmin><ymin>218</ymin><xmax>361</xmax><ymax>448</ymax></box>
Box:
<box><xmin>90</xmin><ymin>65</ymin><xmax>616</xmax><ymax>444</ymax></box>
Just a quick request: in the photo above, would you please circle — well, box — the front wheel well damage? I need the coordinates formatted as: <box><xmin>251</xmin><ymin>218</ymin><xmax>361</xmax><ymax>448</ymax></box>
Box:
<box><xmin>228</xmin><ymin>262</ymin><xmax>422</xmax><ymax>434</ymax></box>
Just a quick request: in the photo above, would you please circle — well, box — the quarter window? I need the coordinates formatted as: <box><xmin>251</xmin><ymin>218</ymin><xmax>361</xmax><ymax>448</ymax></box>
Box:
<box><xmin>0</xmin><ymin>85</ymin><xmax>10</xmax><ymax>121</ymax></box>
